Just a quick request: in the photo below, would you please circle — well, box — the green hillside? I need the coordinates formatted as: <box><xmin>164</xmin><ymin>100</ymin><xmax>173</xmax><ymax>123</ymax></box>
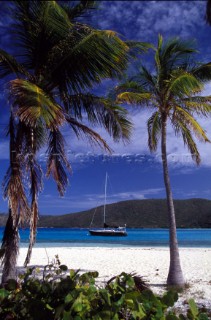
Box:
<box><xmin>0</xmin><ymin>198</ymin><xmax>211</xmax><ymax>228</ymax></box>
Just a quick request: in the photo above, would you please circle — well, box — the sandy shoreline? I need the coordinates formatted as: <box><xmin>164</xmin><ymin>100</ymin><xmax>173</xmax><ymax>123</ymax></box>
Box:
<box><xmin>1</xmin><ymin>246</ymin><xmax>211</xmax><ymax>311</ymax></box>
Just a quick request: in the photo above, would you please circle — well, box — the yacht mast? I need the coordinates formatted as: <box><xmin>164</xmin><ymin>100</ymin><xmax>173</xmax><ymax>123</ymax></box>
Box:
<box><xmin>103</xmin><ymin>173</ymin><xmax>107</xmax><ymax>226</ymax></box>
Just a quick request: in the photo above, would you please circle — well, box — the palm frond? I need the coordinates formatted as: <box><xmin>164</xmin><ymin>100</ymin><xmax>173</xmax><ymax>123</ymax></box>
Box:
<box><xmin>66</xmin><ymin>116</ymin><xmax>112</xmax><ymax>152</ymax></box>
<box><xmin>137</xmin><ymin>65</ymin><xmax>157</xmax><ymax>91</ymax></box>
<box><xmin>117</xmin><ymin>92</ymin><xmax>151</xmax><ymax>105</ymax></box>
<box><xmin>125</xmin><ymin>41</ymin><xmax>152</xmax><ymax>57</ymax></box>
<box><xmin>10</xmin><ymin>79</ymin><xmax>65</xmax><ymax>129</ymax></box>
<box><xmin>147</xmin><ymin>111</ymin><xmax>162</xmax><ymax>152</ymax></box>
<box><xmin>46</xmin><ymin>130</ymin><xmax>72</xmax><ymax>196</ymax></box>
<box><xmin>47</xmin><ymin>29</ymin><xmax>129</xmax><ymax>91</ymax></box>
<box><xmin>3</xmin><ymin>166</ymin><xmax>31</xmax><ymax>225</ymax></box>
<box><xmin>167</xmin><ymin>70</ymin><xmax>203</xmax><ymax>98</ymax></box>
<box><xmin>174</xmin><ymin>106</ymin><xmax>210</xmax><ymax>143</ymax></box>
<box><xmin>65</xmin><ymin>94</ymin><xmax>132</xmax><ymax>142</ymax></box>
<box><xmin>171</xmin><ymin>112</ymin><xmax>201</xmax><ymax>165</ymax></box>
<box><xmin>115</xmin><ymin>81</ymin><xmax>145</xmax><ymax>94</ymax></box>
<box><xmin>11</xmin><ymin>1</ymin><xmax>73</xmax><ymax>70</ymax></box>
<box><xmin>158</xmin><ymin>37</ymin><xmax>196</xmax><ymax>69</ymax></box>
<box><xmin>3</xmin><ymin>115</ymin><xmax>31</xmax><ymax>226</ymax></box>
<box><xmin>12</xmin><ymin>121</ymin><xmax>43</xmax><ymax>267</ymax></box>
<box><xmin>61</xmin><ymin>1</ymin><xmax>97</xmax><ymax>20</ymax></box>
<box><xmin>154</xmin><ymin>34</ymin><xmax>163</xmax><ymax>72</ymax></box>
<box><xmin>183</xmin><ymin>95</ymin><xmax>211</xmax><ymax>104</ymax></box>
<box><xmin>0</xmin><ymin>49</ymin><xmax>29</xmax><ymax>79</ymax></box>
<box><xmin>182</xmin><ymin>96</ymin><xmax>211</xmax><ymax>116</ymax></box>
<box><xmin>191</xmin><ymin>63</ymin><xmax>211</xmax><ymax>83</ymax></box>
<box><xmin>155</xmin><ymin>36</ymin><xmax>197</xmax><ymax>88</ymax></box>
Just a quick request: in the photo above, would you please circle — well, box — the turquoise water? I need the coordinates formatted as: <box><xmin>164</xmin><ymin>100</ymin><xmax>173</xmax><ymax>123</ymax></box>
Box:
<box><xmin>0</xmin><ymin>228</ymin><xmax>211</xmax><ymax>247</ymax></box>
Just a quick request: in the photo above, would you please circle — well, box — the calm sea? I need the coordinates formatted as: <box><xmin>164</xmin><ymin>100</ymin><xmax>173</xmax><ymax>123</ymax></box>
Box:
<box><xmin>0</xmin><ymin>228</ymin><xmax>211</xmax><ymax>247</ymax></box>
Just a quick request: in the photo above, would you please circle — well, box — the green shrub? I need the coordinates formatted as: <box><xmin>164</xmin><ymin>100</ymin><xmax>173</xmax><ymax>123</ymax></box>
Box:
<box><xmin>0</xmin><ymin>257</ymin><xmax>210</xmax><ymax>319</ymax></box>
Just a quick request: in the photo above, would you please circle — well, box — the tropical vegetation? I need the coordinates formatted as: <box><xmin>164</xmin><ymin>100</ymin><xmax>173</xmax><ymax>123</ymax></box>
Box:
<box><xmin>0</xmin><ymin>0</ymin><xmax>151</xmax><ymax>283</ymax></box>
<box><xmin>116</xmin><ymin>35</ymin><xmax>211</xmax><ymax>287</ymax></box>
<box><xmin>0</xmin><ymin>0</ymin><xmax>210</xmax><ymax>303</ymax></box>
<box><xmin>0</xmin><ymin>257</ymin><xmax>210</xmax><ymax>319</ymax></box>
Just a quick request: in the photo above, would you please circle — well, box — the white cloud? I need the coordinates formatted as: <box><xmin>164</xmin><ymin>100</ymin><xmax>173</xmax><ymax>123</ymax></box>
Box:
<box><xmin>39</xmin><ymin>187</ymin><xmax>164</xmax><ymax>214</ymax></box>
<box><xmin>96</xmin><ymin>1</ymin><xmax>205</xmax><ymax>42</ymax></box>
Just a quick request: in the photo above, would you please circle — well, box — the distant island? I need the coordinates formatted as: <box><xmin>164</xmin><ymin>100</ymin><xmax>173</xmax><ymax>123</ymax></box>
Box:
<box><xmin>0</xmin><ymin>198</ymin><xmax>211</xmax><ymax>228</ymax></box>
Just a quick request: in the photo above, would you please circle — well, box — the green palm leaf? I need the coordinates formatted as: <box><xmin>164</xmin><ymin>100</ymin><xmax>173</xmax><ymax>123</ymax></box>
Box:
<box><xmin>0</xmin><ymin>49</ymin><xmax>29</xmax><ymax>78</ymax></box>
<box><xmin>61</xmin><ymin>1</ymin><xmax>97</xmax><ymax>20</ymax></box>
<box><xmin>112</xmin><ymin>34</ymin><xmax>211</xmax><ymax>288</ymax></box>
<box><xmin>64</xmin><ymin>94</ymin><xmax>132</xmax><ymax>142</ymax></box>
<box><xmin>47</xmin><ymin>29</ymin><xmax>129</xmax><ymax>91</ymax></box>
<box><xmin>147</xmin><ymin>111</ymin><xmax>162</xmax><ymax>151</ymax></box>
<box><xmin>46</xmin><ymin>130</ymin><xmax>72</xmax><ymax>196</ymax></box>
<box><xmin>117</xmin><ymin>92</ymin><xmax>151</xmax><ymax>105</ymax></box>
<box><xmin>10</xmin><ymin>79</ymin><xmax>65</xmax><ymax>129</ymax></box>
<box><xmin>3</xmin><ymin>116</ymin><xmax>31</xmax><ymax>226</ymax></box>
<box><xmin>167</xmin><ymin>70</ymin><xmax>203</xmax><ymax>98</ymax></box>
<box><xmin>1</xmin><ymin>0</ymin><xmax>134</xmax><ymax>277</ymax></box>
<box><xmin>173</xmin><ymin>106</ymin><xmax>210</xmax><ymax>143</ymax></box>
<box><xmin>182</xmin><ymin>96</ymin><xmax>211</xmax><ymax>116</ymax></box>
<box><xmin>171</xmin><ymin>113</ymin><xmax>201</xmax><ymax>165</ymax></box>
<box><xmin>192</xmin><ymin>63</ymin><xmax>211</xmax><ymax>82</ymax></box>
<box><xmin>66</xmin><ymin>116</ymin><xmax>112</xmax><ymax>152</ymax></box>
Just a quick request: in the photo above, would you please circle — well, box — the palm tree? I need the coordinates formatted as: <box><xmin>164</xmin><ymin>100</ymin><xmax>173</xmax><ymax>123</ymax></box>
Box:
<box><xmin>0</xmin><ymin>1</ymin><xmax>149</xmax><ymax>283</ymax></box>
<box><xmin>116</xmin><ymin>35</ymin><xmax>211</xmax><ymax>287</ymax></box>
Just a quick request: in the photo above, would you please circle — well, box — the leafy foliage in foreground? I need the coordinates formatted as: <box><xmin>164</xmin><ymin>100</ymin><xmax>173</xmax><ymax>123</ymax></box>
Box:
<box><xmin>0</xmin><ymin>257</ymin><xmax>209</xmax><ymax>320</ymax></box>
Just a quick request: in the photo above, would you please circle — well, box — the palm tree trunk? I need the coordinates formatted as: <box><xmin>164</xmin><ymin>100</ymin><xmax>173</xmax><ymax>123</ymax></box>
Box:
<box><xmin>1</xmin><ymin>115</ymin><xmax>20</xmax><ymax>284</ymax></box>
<box><xmin>1</xmin><ymin>209</ymin><xmax>19</xmax><ymax>284</ymax></box>
<box><xmin>161</xmin><ymin>115</ymin><xmax>185</xmax><ymax>287</ymax></box>
<box><xmin>24</xmin><ymin>128</ymin><xmax>38</xmax><ymax>267</ymax></box>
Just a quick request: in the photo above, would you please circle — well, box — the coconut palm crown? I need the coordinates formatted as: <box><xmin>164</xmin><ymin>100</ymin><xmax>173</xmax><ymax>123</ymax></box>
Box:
<box><xmin>0</xmin><ymin>0</ymin><xmax>150</xmax><ymax>283</ymax></box>
<box><xmin>116</xmin><ymin>35</ymin><xmax>211</xmax><ymax>286</ymax></box>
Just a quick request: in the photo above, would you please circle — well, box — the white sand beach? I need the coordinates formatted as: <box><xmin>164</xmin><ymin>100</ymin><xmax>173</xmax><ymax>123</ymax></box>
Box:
<box><xmin>12</xmin><ymin>246</ymin><xmax>211</xmax><ymax>311</ymax></box>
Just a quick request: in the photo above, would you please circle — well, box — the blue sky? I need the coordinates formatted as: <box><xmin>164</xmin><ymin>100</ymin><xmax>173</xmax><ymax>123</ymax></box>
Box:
<box><xmin>1</xmin><ymin>1</ymin><xmax>211</xmax><ymax>215</ymax></box>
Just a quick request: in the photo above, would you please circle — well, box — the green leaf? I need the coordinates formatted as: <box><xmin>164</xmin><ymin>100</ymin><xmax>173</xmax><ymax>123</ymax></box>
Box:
<box><xmin>132</xmin><ymin>304</ymin><xmax>146</xmax><ymax>319</ymax></box>
<box><xmin>166</xmin><ymin>315</ymin><xmax>180</xmax><ymax>320</ymax></box>
<box><xmin>162</xmin><ymin>291</ymin><xmax>178</xmax><ymax>307</ymax></box>
<box><xmin>100</xmin><ymin>289</ymin><xmax>111</xmax><ymax>306</ymax></box>
<box><xmin>188</xmin><ymin>298</ymin><xmax>199</xmax><ymax>318</ymax></box>
<box><xmin>0</xmin><ymin>288</ymin><xmax>9</xmax><ymax>300</ymax></box>
<box><xmin>55</xmin><ymin>305</ymin><xmax>64</xmax><ymax>318</ymax></box>
<box><xmin>65</xmin><ymin>293</ymin><xmax>73</xmax><ymax>304</ymax></box>
<box><xmin>5</xmin><ymin>279</ymin><xmax>18</xmax><ymax>291</ymax></box>
<box><xmin>198</xmin><ymin>314</ymin><xmax>209</xmax><ymax>320</ymax></box>
<box><xmin>46</xmin><ymin>303</ymin><xmax>53</xmax><ymax>311</ymax></box>
<box><xmin>125</xmin><ymin>299</ymin><xmax>134</xmax><ymax>308</ymax></box>
<box><xmin>69</xmin><ymin>269</ymin><xmax>76</xmax><ymax>278</ymax></box>
<box><xmin>96</xmin><ymin>310</ymin><xmax>115</xmax><ymax>319</ymax></box>
<box><xmin>10</xmin><ymin>79</ymin><xmax>65</xmax><ymax>129</ymax></box>
<box><xmin>63</xmin><ymin>310</ymin><xmax>72</xmax><ymax>320</ymax></box>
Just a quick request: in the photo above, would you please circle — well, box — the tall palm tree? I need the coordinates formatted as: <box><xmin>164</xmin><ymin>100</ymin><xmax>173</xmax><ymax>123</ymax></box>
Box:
<box><xmin>116</xmin><ymin>35</ymin><xmax>211</xmax><ymax>287</ymax></box>
<box><xmin>0</xmin><ymin>1</ymin><xmax>148</xmax><ymax>283</ymax></box>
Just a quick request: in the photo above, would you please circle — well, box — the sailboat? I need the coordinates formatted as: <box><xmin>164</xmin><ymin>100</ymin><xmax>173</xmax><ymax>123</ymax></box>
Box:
<box><xmin>89</xmin><ymin>173</ymin><xmax>127</xmax><ymax>236</ymax></box>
